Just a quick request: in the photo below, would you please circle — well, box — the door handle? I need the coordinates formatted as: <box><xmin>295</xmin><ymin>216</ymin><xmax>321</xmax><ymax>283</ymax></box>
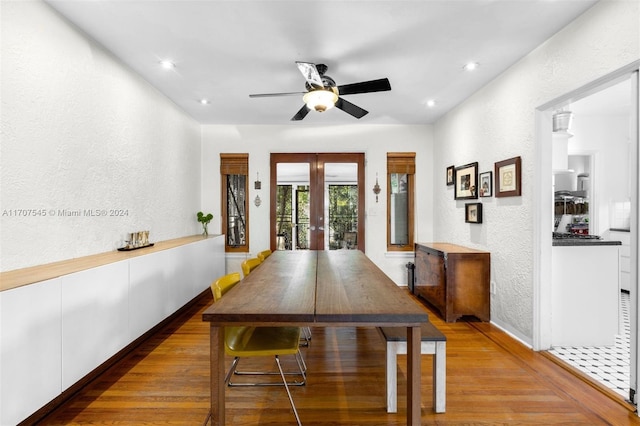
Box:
<box><xmin>309</xmin><ymin>225</ymin><xmax>316</xmax><ymax>231</ymax></box>
<box><xmin>318</xmin><ymin>226</ymin><xmax>324</xmax><ymax>231</ymax></box>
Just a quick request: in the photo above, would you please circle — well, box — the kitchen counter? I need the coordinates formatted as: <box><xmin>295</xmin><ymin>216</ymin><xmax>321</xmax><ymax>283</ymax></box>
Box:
<box><xmin>552</xmin><ymin>238</ymin><xmax>622</xmax><ymax>246</ymax></box>
<box><xmin>551</xmin><ymin>243</ymin><xmax>619</xmax><ymax>346</ymax></box>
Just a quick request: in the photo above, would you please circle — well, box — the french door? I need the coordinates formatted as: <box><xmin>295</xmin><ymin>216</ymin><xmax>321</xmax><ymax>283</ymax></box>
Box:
<box><xmin>270</xmin><ymin>153</ymin><xmax>365</xmax><ymax>252</ymax></box>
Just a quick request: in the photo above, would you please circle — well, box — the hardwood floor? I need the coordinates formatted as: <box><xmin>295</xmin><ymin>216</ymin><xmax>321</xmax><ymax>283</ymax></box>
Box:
<box><xmin>38</xmin><ymin>291</ymin><xmax>640</xmax><ymax>425</ymax></box>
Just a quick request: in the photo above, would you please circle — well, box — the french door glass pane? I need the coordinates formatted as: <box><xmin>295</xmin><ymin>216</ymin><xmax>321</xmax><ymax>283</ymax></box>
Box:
<box><xmin>328</xmin><ymin>185</ymin><xmax>358</xmax><ymax>249</ymax></box>
<box><xmin>276</xmin><ymin>163</ymin><xmax>310</xmax><ymax>250</ymax></box>
<box><xmin>324</xmin><ymin>163</ymin><xmax>358</xmax><ymax>250</ymax></box>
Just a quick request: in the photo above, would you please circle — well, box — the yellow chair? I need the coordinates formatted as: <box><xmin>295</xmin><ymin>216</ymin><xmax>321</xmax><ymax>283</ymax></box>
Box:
<box><xmin>257</xmin><ymin>249</ymin><xmax>272</xmax><ymax>262</ymax></box>
<box><xmin>241</xmin><ymin>257</ymin><xmax>262</xmax><ymax>277</ymax></box>
<box><xmin>211</xmin><ymin>272</ymin><xmax>241</xmax><ymax>302</ymax></box>
<box><xmin>211</xmin><ymin>273</ymin><xmax>306</xmax><ymax>425</ymax></box>
<box><xmin>242</xmin><ymin>253</ymin><xmax>312</xmax><ymax>347</ymax></box>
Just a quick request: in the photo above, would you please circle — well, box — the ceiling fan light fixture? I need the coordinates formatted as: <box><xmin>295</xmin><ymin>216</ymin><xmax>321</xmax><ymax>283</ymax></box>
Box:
<box><xmin>303</xmin><ymin>89</ymin><xmax>338</xmax><ymax>112</ymax></box>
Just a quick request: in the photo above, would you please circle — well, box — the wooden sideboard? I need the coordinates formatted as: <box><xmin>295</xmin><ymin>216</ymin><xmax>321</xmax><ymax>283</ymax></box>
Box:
<box><xmin>414</xmin><ymin>243</ymin><xmax>490</xmax><ymax>322</ymax></box>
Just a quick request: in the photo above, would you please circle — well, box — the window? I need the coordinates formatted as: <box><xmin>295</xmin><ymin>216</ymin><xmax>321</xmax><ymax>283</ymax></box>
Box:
<box><xmin>387</xmin><ymin>152</ymin><xmax>415</xmax><ymax>251</ymax></box>
<box><xmin>221</xmin><ymin>153</ymin><xmax>249</xmax><ymax>252</ymax></box>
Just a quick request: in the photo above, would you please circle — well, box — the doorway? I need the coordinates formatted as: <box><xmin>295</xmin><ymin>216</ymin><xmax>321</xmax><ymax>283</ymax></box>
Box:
<box><xmin>535</xmin><ymin>64</ymin><xmax>639</xmax><ymax>406</ymax></box>
<box><xmin>270</xmin><ymin>153</ymin><xmax>365</xmax><ymax>252</ymax></box>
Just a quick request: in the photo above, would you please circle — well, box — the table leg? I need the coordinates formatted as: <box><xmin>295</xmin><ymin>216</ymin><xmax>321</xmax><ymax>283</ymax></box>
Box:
<box><xmin>407</xmin><ymin>326</ymin><xmax>421</xmax><ymax>425</ymax></box>
<box><xmin>210</xmin><ymin>325</ymin><xmax>225</xmax><ymax>426</ymax></box>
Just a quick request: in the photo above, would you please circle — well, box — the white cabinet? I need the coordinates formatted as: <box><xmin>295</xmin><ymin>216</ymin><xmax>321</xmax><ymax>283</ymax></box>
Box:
<box><xmin>0</xmin><ymin>235</ymin><xmax>224</xmax><ymax>425</ymax></box>
<box><xmin>61</xmin><ymin>261</ymin><xmax>129</xmax><ymax>389</ymax></box>
<box><xmin>609</xmin><ymin>230</ymin><xmax>630</xmax><ymax>292</ymax></box>
<box><xmin>191</xmin><ymin>236</ymin><xmax>225</xmax><ymax>296</ymax></box>
<box><xmin>1</xmin><ymin>278</ymin><xmax>62</xmax><ymax>426</ymax></box>
<box><xmin>129</xmin><ymin>249</ymin><xmax>174</xmax><ymax>339</ymax></box>
<box><xmin>551</xmin><ymin>244</ymin><xmax>619</xmax><ymax>346</ymax></box>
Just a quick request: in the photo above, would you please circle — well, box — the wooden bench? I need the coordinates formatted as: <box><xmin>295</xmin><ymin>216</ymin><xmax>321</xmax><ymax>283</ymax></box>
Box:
<box><xmin>377</xmin><ymin>322</ymin><xmax>446</xmax><ymax>413</ymax></box>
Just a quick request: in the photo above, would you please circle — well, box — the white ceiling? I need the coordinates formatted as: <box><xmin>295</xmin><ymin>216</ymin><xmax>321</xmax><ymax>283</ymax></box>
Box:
<box><xmin>45</xmin><ymin>0</ymin><xmax>599</xmax><ymax>126</ymax></box>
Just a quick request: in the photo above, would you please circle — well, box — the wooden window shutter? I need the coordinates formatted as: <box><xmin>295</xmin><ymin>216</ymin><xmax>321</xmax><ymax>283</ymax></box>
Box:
<box><xmin>220</xmin><ymin>153</ymin><xmax>248</xmax><ymax>175</ymax></box>
<box><xmin>387</xmin><ymin>152</ymin><xmax>416</xmax><ymax>174</ymax></box>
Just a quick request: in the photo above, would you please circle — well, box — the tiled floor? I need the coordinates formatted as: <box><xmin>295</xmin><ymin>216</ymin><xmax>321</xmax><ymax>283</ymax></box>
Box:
<box><xmin>548</xmin><ymin>291</ymin><xmax>630</xmax><ymax>399</ymax></box>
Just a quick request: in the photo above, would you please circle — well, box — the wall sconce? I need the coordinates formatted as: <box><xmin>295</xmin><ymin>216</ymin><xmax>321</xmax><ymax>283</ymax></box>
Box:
<box><xmin>254</xmin><ymin>172</ymin><xmax>262</xmax><ymax>206</ymax></box>
<box><xmin>254</xmin><ymin>172</ymin><xmax>261</xmax><ymax>190</ymax></box>
<box><xmin>373</xmin><ymin>173</ymin><xmax>381</xmax><ymax>202</ymax></box>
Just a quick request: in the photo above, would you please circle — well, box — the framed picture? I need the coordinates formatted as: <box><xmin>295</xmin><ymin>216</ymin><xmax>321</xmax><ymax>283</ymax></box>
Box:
<box><xmin>479</xmin><ymin>171</ymin><xmax>493</xmax><ymax>197</ymax></box>
<box><xmin>465</xmin><ymin>203</ymin><xmax>483</xmax><ymax>223</ymax></box>
<box><xmin>454</xmin><ymin>162</ymin><xmax>478</xmax><ymax>200</ymax></box>
<box><xmin>446</xmin><ymin>165</ymin><xmax>455</xmax><ymax>186</ymax></box>
<box><xmin>495</xmin><ymin>156</ymin><xmax>522</xmax><ymax>197</ymax></box>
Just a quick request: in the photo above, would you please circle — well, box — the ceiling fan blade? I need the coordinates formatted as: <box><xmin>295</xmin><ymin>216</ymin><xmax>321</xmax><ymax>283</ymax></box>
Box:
<box><xmin>291</xmin><ymin>104</ymin><xmax>310</xmax><ymax>121</ymax></box>
<box><xmin>296</xmin><ymin>61</ymin><xmax>324</xmax><ymax>88</ymax></box>
<box><xmin>249</xmin><ymin>91</ymin><xmax>306</xmax><ymax>98</ymax></box>
<box><xmin>337</xmin><ymin>78</ymin><xmax>391</xmax><ymax>96</ymax></box>
<box><xmin>335</xmin><ymin>97</ymin><xmax>368</xmax><ymax>119</ymax></box>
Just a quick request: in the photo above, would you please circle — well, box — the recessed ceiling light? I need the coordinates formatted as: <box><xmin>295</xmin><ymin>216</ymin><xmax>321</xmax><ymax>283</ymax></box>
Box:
<box><xmin>426</xmin><ymin>99</ymin><xmax>436</xmax><ymax>108</ymax></box>
<box><xmin>159</xmin><ymin>60</ymin><xmax>175</xmax><ymax>69</ymax></box>
<box><xmin>463</xmin><ymin>62</ymin><xmax>479</xmax><ymax>71</ymax></box>
<box><xmin>199</xmin><ymin>99</ymin><xmax>210</xmax><ymax>105</ymax></box>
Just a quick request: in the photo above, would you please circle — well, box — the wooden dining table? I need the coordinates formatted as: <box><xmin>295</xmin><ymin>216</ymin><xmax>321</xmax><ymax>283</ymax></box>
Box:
<box><xmin>202</xmin><ymin>250</ymin><xmax>429</xmax><ymax>425</ymax></box>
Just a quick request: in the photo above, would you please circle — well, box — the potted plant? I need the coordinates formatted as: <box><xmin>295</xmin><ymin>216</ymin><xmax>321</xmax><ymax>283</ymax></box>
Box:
<box><xmin>197</xmin><ymin>211</ymin><xmax>213</xmax><ymax>236</ymax></box>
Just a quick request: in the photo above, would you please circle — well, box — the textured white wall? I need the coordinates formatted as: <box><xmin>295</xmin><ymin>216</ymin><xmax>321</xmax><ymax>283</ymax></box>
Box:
<box><xmin>433</xmin><ymin>0</ymin><xmax>639</xmax><ymax>343</ymax></box>
<box><xmin>201</xmin><ymin>124</ymin><xmax>434</xmax><ymax>284</ymax></box>
<box><xmin>0</xmin><ymin>1</ymin><xmax>202</xmax><ymax>272</ymax></box>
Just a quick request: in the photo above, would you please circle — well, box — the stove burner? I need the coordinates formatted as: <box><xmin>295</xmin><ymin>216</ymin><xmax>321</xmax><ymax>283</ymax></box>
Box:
<box><xmin>552</xmin><ymin>232</ymin><xmax>601</xmax><ymax>240</ymax></box>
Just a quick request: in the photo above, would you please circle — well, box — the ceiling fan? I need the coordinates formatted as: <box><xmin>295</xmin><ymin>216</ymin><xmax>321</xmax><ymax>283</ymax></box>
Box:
<box><xmin>249</xmin><ymin>62</ymin><xmax>391</xmax><ymax>121</ymax></box>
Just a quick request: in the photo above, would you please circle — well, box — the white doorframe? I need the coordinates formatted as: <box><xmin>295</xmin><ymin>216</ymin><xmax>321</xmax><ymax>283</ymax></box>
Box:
<box><xmin>533</xmin><ymin>108</ymin><xmax>554</xmax><ymax>350</ymax></box>
<box><xmin>630</xmin><ymin>69</ymin><xmax>639</xmax><ymax>405</ymax></box>
<box><xmin>534</xmin><ymin>63</ymin><xmax>640</xmax><ymax>407</ymax></box>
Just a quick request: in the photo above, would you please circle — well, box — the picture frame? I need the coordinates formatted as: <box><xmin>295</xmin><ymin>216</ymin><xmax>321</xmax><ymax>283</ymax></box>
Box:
<box><xmin>454</xmin><ymin>162</ymin><xmax>478</xmax><ymax>200</ymax></box>
<box><xmin>465</xmin><ymin>203</ymin><xmax>483</xmax><ymax>224</ymax></box>
<box><xmin>446</xmin><ymin>165</ymin><xmax>455</xmax><ymax>186</ymax></box>
<box><xmin>495</xmin><ymin>156</ymin><xmax>522</xmax><ymax>197</ymax></box>
<box><xmin>479</xmin><ymin>171</ymin><xmax>493</xmax><ymax>197</ymax></box>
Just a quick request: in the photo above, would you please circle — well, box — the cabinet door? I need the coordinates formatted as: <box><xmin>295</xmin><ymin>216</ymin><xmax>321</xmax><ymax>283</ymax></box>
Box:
<box><xmin>129</xmin><ymin>250</ymin><xmax>172</xmax><ymax>339</ymax></box>
<box><xmin>415</xmin><ymin>249</ymin><xmax>446</xmax><ymax>314</ymax></box>
<box><xmin>1</xmin><ymin>278</ymin><xmax>62</xmax><ymax>425</ymax></box>
<box><xmin>447</xmin><ymin>254</ymin><xmax>491</xmax><ymax>322</ymax></box>
<box><xmin>61</xmin><ymin>261</ymin><xmax>129</xmax><ymax>389</ymax></box>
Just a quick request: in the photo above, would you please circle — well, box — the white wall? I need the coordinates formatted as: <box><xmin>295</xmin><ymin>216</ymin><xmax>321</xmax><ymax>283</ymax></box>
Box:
<box><xmin>433</xmin><ymin>0</ymin><xmax>639</xmax><ymax>343</ymax></box>
<box><xmin>0</xmin><ymin>1</ymin><xmax>202</xmax><ymax>272</ymax></box>
<box><xmin>569</xmin><ymin>114</ymin><xmax>631</xmax><ymax>234</ymax></box>
<box><xmin>201</xmin><ymin>124</ymin><xmax>434</xmax><ymax>284</ymax></box>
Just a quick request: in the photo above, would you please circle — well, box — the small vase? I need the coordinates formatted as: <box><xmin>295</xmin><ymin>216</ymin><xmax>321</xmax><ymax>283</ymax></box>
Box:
<box><xmin>202</xmin><ymin>224</ymin><xmax>208</xmax><ymax>237</ymax></box>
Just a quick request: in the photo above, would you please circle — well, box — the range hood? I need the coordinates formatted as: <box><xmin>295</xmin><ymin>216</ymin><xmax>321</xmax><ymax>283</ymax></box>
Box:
<box><xmin>552</xmin><ymin>110</ymin><xmax>574</xmax><ymax>173</ymax></box>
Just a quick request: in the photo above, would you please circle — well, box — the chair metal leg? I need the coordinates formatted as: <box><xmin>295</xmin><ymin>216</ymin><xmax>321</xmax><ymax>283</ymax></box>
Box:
<box><xmin>295</xmin><ymin>350</ymin><xmax>307</xmax><ymax>377</ymax></box>
<box><xmin>228</xmin><ymin>353</ymin><xmax>306</xmax><ymax>386</ymax></box>
<box><xmin>232</xmin><ymin>348</ymin><xmax>307</xmax><ymax>378</ymax></box>
<box><xmin>275</xmin><ymin>355</ymin><xmax>302</xmax><ymax>426</ymax></box>
<box><xmin>300</xmin><ymin>327</ymin><xmax>312</xmax><ymax>347</ymax></box>
<box><xmin>225</xmin><ymin>357</ymin><xmax>241</xmax><ymax>384</ymax></box>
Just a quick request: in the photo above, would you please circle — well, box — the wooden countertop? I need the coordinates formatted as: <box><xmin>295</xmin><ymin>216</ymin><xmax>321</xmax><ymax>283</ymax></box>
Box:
<box><xmin>1</xmin><ymin>235</ymin><xmax>220</xmax><ymax>292</ymax></box>
<box><xmin>415</xmin><ymin>242</ymin><xmax>489</xmax><ymax>254</ymax></box>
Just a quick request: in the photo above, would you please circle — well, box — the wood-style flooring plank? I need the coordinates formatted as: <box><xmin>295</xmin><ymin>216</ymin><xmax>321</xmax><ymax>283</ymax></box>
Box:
<box><xmin>37</xmin><ymin>292</ymin><xmax>640</xmax><ymax>425</ymax></box>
